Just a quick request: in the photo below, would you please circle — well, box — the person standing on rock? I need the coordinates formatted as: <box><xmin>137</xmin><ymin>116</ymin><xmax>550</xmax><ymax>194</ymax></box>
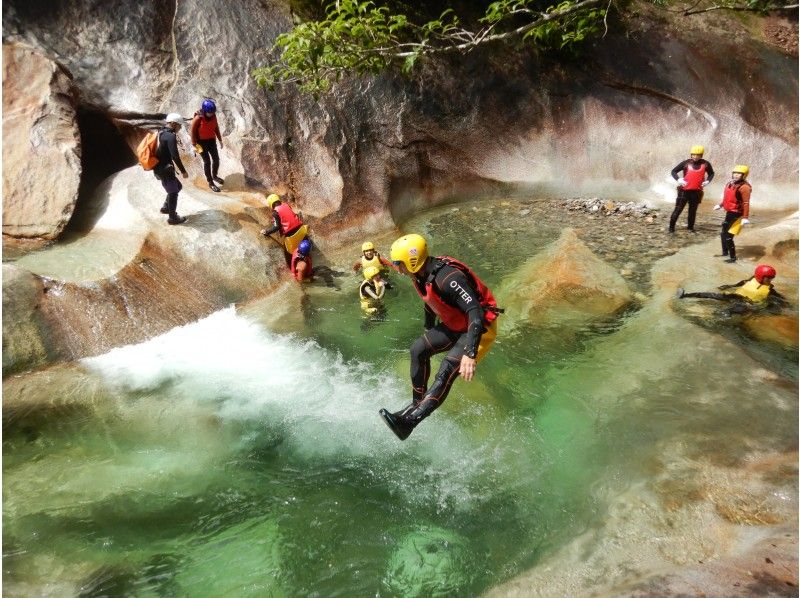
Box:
<box><xmin>379</xmin><ymin>234</ymin><xmax>502</xmax><ymax>441</ymax></box>
<box><xmin>712</xmin><ymin>165</ymin><xmax>751</xmax><ymax>263</ymax></box>
<box><xmin>260</xmin><ymin>193</ymin><xmax>309</xmax><ymax>262</ymax></box>
<box><xmin>155</xmin><ymin>113</ymin><xmax>189</xmax><ymax>225</ymax></box>
<box><xmin>190</xmin><ymin>98</ymin><xmax>225</xmax><ymax>193</ymax></box>
<box><xmin>669</xmin><ymin>145</ymin><xmax>715</xmax><ymax>233</ymax></box>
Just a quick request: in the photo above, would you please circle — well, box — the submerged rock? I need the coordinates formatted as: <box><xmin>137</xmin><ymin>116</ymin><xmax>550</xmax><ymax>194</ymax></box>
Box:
<box><xmin>497</xmin><ymin>228</ymin><xmax>633</xmax><ymax>329</ymax></box>
<box><xmin>2</xmin><ymin>265</ymin><xmax>49</xmax><ymax>375</ymax></box>
<box><xmin>385</xmin><ymin>527</ymin><xmax>473</xmax><ymax>597</ymax></box>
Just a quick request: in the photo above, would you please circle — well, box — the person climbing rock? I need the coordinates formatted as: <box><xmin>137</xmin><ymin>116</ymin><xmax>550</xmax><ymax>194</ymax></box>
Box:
<box><xmin>260</xmin><ymin>193</ymin><xmax>309</xmax><ymax>263</ymax></box>
<box><xmin>712</xmin><ymin>165</ymin><xmax>751</xmax><ymax>263</ymax></box>
<box><xmin>353</xmin><ymin>241</ymin><xmax>394</xmax><ymax>275</ymax></box>
<box><xmin>154</xmin><ymin>113</ymin><xmax>189</xmax><ymax>225</ymax></box>
<box><xmin>290</xmin><ymin>238</ymin><xmax>313</xmax><ymax>282</ymax></box>
<box><xmin>190</xmin><ymin>98</ymin><xmax>225</xmax><ymax>192</ymax></box>
<box><xmin>379</xmin><ymin>234</ymin><xmax>502</xmax><ymax>440</ymax></box>
<box><xmin>359</xmin><ymin>266</ymin><xmax>386</xmax><ymax>314</ymax></box>
<box><xmin>676</xmin><ymin>264</ymin><xmax>788</xmax><ymax>309</ymax></box>
<box><xmin>669</xmin><ymin>145</ymin><xmax>715</xmax><ymax>233</ymax></box>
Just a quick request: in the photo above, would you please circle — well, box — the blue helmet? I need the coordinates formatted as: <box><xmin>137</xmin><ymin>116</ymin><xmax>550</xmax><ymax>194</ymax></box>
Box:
<box><xmin>201</xmin><ymin>99</ymin><xmax>216</xmax><ymax>113</ymax></box>
<box><xmin>298</xmin><ymin>239</ymin><xmax>312</xmax><ymax>255</ymax></box>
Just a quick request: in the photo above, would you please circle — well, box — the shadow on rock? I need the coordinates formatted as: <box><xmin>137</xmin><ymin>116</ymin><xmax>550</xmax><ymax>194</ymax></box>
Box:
<box><xmin>183</xmin><ymin>209</ymin><xmax>246</xmax><ymax>234</ymax></box>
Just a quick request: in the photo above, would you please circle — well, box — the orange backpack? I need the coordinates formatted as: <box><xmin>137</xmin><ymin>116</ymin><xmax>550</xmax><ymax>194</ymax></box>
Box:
<box><xmin>136</xmin><ymin>131</ymin><xmax>160</xmax><ymax>170</ymax></box>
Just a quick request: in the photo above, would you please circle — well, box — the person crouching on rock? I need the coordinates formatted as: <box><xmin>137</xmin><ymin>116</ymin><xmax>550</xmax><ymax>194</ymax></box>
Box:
<box><xmin>260</xmin><ymin>193</ymin><xmax>309</xmax><ymax>265</ymax></box>
<box><xmin>290</xmin><ymin>239</ymin><xmax>313</xmax><ymax>282</ymax></box>
<box><xmin>359</xmin><ymin>266</ymin><xmax>386</xmax><ymax>314</ymax></box>
<box><xmin>379</xmin><ymin>234</ymin><xmax>502</xmax><ymax>441</ymax></box>
<box><xmin>712</xmin><ymin>165</ymin><xmax>751</xmax><ymax>263</ymax></box>
<box><xmin>676</xmin><ymin>265</ymin><xmax>789</xmax><ymax>309</ymax></box>
<box><xmin>155</xmin><ymin>113</ymin><xmax>189</xmax><ymax>225</ymax></box>
<box><xmin>190</xmin><ymin>98</ymin><xmax>225</xmax><ymax>193</ymax></box>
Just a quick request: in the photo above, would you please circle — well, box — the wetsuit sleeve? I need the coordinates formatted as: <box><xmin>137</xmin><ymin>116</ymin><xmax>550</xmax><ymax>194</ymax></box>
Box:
<box><xmin>362</xmin><ymin>282</ymin><xmax>380</xmax><ymax>300</ymax></box>
<box><xmin>424</xmin><ymin>305</ymin><xmax>436</xmax><ymax>330</ymax></box>
<box><xmin>705</xmin><ymin>160</ymin><xmax>715</xmax><ymax>182</ymax></box>
<box><xmin>264</xmin><ymin>212</ymin><xmax>281</xmax><ymax>235</ymax></box>
<box><xmin>165</xmin><ymin>132</ymin><xmax>187</xmax><ymax>174</ymax></box>
<box><xmin>379</xmin><ymin>255</ymin><xmax>400</xmax><ymax>272</ymax></box>
<box><xmin>719</xmin><ymin>279</ymin><xmax>749</xmax><ymax>290</ymax></box>
<box><xmin>190</xmin><ymin>116</ymin><xmax>200</xmax><ymax>145</ymax></box>
<box><xmin>768</xmin><ymin>287</ymin><xmax>790</xmax><ymax>307</ymax></box>
<box><xmin>215</xmin><ymin>119</ymin><xmax>222</xmax><ymax>142</ymax></box>
<box><xmin>739</xmin><ymin>184</ymin><xmax>751</xmax><ymax>218</ymax></box>
<box><xmin>434</xmin><ymin>268</ymin><xmax>484</xmax><ymax>357</ymax></box>
<box><xmin>671</xmin><ymin>160</ymin><xmax>689</xmax><ymax>180</ymax></box>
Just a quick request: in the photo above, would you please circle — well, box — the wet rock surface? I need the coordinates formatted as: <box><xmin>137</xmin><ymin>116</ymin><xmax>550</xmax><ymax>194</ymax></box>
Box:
<box><xmin>2</xmin><ymin>43</ymin><xmax>81</xmax><ymax>240</ymax></box>
<box><xmin>498</xmin><ymin>228</ymin><xmax>633</xmax><ymax>330</ymax></box>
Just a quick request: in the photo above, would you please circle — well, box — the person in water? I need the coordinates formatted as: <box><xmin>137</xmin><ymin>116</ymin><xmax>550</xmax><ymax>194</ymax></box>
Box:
<box><xmin>379</xmin><ymin>234</ymin><xmax>502</xmax><ymax>440</ymax></box>
<box><xmin>359</xmin><ymin>266</ymin><xmax>386</xmax><ymax>314</ymax></box>
<box><xmin>290</xmin><ymin>238</ymin><xmax>313</xmax><ymax>282</ymax></box>
<box><xmin>353</xmin><ymin>241</ymin><xmax>393</xmax><ymax>275</ymax></box>
<box><xmin>260</xmin><ymin>193</ymin><xmax>309</xmax><ymax>263</ymax></box>
<box><xmin>190</xmin><ymin>98</ymin><xmax>225</xmax><ymax>193</ymax></box>
<box><xmin>676</xmin><ymin>264</ymin><xmax>788</xmax><ymax>308</ymax></box>
<box><xmin>669</xmin><ymin>145</ymin><xmax>715</xmax><ymax>233</ymax></box>
<box><xmin>713</xmin><ymin>165</ymin><xmax>751</xmax><ymax>263</ymax></box>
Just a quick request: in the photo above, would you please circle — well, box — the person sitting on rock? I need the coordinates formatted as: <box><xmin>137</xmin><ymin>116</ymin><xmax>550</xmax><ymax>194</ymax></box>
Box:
<box><xmin>290</xmin><ymin>238</ymin><xmax>313</xmax><ymax>282</ymax></box>
<box><xmin>260</xmin><ymin>193</ymin><xmax>309</xmax><ymax>263</ymax></box>
<box><xmin>190</xmin><ymin>98</ymin><xmax>225</xmax><ymax>193</ymax></box>
<box><xmin>669</xmin><ymin>145</ymin><xmax>715</xmax><ymax>233</ymax></box>
<box><xmin>712</xmin><ymin>165</ymin><xmax>751</xmax><ymax>263</ymax></box>
<box><xmin>676</xmin><ymin>265</ymin><xmax>789</xmax><ymax>309</ymax></box>
<box><xmin>359</xmin><ymin>266</ymin><xmax>386</xmax><ymax>314</ymax></box>
<box><xmin>155</xmin><ymin>113</ymin><xmax>189</xmax><ymax>225</ymax></box>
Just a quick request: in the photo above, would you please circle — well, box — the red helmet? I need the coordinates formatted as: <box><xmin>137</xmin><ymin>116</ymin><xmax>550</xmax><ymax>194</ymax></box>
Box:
<box><xmin>754</xmin><ymin>264</ymin><xmax>776</xmax><ymax>284</ymax></box>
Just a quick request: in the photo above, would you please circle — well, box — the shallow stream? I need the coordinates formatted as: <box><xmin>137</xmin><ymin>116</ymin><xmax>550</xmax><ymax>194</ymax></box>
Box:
<box><xmin>3</xmin><ymin>197</ymin><xmax>797</xmax><ymax>596</ymax></box>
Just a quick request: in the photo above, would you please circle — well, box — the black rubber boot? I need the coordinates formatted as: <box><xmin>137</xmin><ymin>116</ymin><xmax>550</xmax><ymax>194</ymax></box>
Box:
<box><xmin>379</xmin><ymin>398</ymin><xmax>438</xmax><ymax>440</ymax></box>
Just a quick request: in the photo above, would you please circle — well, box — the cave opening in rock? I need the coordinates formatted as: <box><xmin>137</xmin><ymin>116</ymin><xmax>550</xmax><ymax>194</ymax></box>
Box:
<box><xmin>63</xmin><ymin>107</ymin><xmax>137</xmax><ymax>235</ymax></box>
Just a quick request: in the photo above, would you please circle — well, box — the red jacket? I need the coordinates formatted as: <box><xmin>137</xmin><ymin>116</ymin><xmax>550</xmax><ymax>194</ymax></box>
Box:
<box><xmin>721</xmin><ymin>180</ymin><xmax>751</xmax><ymax>217</ymax></box>
<box><xmin>191</xmin><ymin>113</ymin><xmax>220</xmax><ymax>143</ymax></box>
<box><xmin>411</xmin><ymin>257</ymin><xmax>498</xmax><ymax>333</ymax></box>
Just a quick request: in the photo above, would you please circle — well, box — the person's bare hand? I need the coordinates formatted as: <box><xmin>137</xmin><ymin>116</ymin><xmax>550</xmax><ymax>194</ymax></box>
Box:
<box><xmin>459</xmin><ymin>355</ymin><xmax>477</xmax><ymax>381</ymax></box>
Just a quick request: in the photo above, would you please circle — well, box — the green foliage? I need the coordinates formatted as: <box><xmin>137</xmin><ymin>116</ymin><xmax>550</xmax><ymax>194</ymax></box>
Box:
<box><xmin>253</xmin><ymin>0</ymin><xmax>607</xmax><ymax>94</ymax></box>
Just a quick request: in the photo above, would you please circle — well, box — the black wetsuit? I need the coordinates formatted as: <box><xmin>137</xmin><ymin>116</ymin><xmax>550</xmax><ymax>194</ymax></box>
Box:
<box><xmin>681</xmin><ymin>279</ymin><xmax>789</xmax><ymax>309</ymax></box>
<box><xmin>409</xmin><ymin>258</ymin><xmax>486</xmax><ymax>405</ymax></box>
<box><xmin>153</xmin><ymin>128</ymin><xmax>187</xmax><ymax>221</ymax></box>
<box><xmin>669</xmin><ymin>158</ymin><xmax>715</xmax><ymax>232</ymax></box>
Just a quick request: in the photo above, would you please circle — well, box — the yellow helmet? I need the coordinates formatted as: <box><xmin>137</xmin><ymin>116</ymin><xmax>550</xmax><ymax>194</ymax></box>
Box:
<box><xmin>690</xmin><ymin>145</ymin><xmax>704</xmax><ymax>155</ymax></box>
<box><xmin>362</xmin><ymin>241</ymin><xmax>375</xmax><ymax>252</ymax></box>
<box><xmin>266</xmin><ymin>193</ymin><xmax>281</xmax><ymax>209</ymax></box>
<box><xmin>732</xmin><ymin>164</ymin><xmax>749</xmax><ymax>178</ymax></box>
<box><xmin>390</xmin><ymin>234</ymin><xmax>428</xmax><ymax>274</ymax></box>
<box><xmin>363</xmin><ymin>266</ymin><xmax>381</xmax><ymax>280</ymax></box>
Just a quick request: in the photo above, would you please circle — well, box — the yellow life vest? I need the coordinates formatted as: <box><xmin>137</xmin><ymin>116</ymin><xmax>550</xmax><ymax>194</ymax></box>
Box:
<box><xmin>359</xmin><ymin>279</ymin><xmax>385</xmax><ymax>312</ymax></box>
<box><xmin>361</xmin><ymin>253</ymin><xmax>384</xmax><ymax>278</ymax></box>
<box><xmin>284</xmin><ymin>224</ymin><xmax>309</xmax><ymax>254</ymax></box>
<box><xmin>733</xmin><ymin>278</ymin><xmax>771</xmax><ymax>302</ymax></box>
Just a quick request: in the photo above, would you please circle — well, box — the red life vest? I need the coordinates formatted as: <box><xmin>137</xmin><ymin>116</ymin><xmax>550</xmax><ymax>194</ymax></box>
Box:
<box><xmin>682</xmin><ymin>162</ymin><xmax>706</xmax><ymax>191</ymax></box>
<box><xmin>290</xmin><ymin>250</ymin><xmax>312</xmax><ymax>280</ymax></box>
<box><xmin>274</xmin><ymin>203</ymin><xmax>303</xmax><ymax>235</ymax></box>
<box><xmin>722</xmin><ymin>181</ymin><xmax>749</xmax><ymax>212</ymax></box>
<box><xmin>412</xmin><ymin>257</ymin><xmax>499</xmax><ymax>333</ymax></box>
<box><xmin>195</xmin><ymin>113</ymin><xmax>218</xmax><ymax>140</ymax></box>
